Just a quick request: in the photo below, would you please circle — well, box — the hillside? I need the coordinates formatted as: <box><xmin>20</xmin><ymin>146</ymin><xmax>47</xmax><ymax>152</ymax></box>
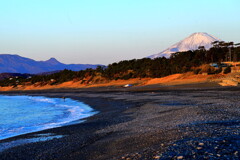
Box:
<box><xmin>0</xmin><ymin>72</ymin><xmax>227</xmax><ymax>91</ymax></box>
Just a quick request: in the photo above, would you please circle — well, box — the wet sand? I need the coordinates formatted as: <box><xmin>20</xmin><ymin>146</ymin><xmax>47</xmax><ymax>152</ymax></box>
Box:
<box><xmin>0</xmin><ymin>83</ymin><xmax>240</xmax><ymax>159</ymax></box>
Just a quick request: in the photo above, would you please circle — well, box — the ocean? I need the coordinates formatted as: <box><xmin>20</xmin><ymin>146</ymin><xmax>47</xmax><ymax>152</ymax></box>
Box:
<box><xmin>0</xmin><ymin>95</ymin><xmax>96</xmax><ymax>141</ymax></box>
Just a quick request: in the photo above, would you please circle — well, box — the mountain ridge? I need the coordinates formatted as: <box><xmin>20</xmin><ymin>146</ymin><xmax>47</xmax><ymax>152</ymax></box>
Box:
<box><xmin>0</xmin><ymin>54</ymin><xmax>101</xmax><ymax>74</ymax></box>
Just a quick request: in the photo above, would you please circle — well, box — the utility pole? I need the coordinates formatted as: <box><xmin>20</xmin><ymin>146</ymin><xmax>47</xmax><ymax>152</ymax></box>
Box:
<box><xmin>227</xmin><ymin>42</ymin><xmax>234</xmax><ymax>62</ymax></box>
<box><xmin>229</xmin><ymin>47</ymin><xmax>232</xmax><ymax>62</ymax></box>
<box><xmin>235</xmin><ymin>43</ymin><xmax>240</xmax><ymax>62</ymax></box>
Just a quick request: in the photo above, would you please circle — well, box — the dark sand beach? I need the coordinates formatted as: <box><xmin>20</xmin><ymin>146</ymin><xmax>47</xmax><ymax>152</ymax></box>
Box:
<box><xmin>0</xmin><ymin>83</ymin><xmax>240</xmax><ymax>160</ymax></box>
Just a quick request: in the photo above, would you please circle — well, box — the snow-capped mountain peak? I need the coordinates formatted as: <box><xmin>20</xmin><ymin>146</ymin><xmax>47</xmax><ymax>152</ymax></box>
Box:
<box><xmin>148</xmin><ymin>32</ymin><xmax>221</xmax><ymax>59</ymax></box>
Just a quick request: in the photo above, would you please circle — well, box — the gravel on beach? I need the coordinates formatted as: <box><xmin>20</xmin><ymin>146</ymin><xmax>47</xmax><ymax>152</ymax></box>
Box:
<box><xmin>0</xmin><ymin>85</ymin><xmax>240</xmax><ymax>160</ymax></box>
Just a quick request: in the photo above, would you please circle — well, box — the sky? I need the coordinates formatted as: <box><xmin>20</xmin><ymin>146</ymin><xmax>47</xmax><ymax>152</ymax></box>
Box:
<box><xmin>0</xmin><ymin>0</ymin><xmax>240</xmax><ymax>65</ymax></box>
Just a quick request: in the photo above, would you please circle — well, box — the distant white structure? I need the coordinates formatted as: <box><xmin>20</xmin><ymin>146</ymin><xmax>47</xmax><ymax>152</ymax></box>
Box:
<box><xmin>148</xmin><ymin>32</ymin><xmax>221</xmax><ymax>59</ymax></box>
<box><xmin>123</xmin><ymin>84</ymin><xmax>133</xmax><ymax>88</ymax></box>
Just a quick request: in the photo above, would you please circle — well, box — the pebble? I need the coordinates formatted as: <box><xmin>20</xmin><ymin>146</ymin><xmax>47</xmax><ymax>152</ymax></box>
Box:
<box><xmin>198</xmin><ymin>142</ymin><xmax>204</xmax><ymax>146</ymax></box>
<box><xmin>154</xmin><ymin>155</ymin><xmax>161</xmax><ymax>159</ymax></box>
<box><xmin>196</xmin><ymin>147</ymin><xmax>202</xmax><ymax>150</ymax></box>
<box><xmin>177</xmin><ymin>156</ymin><xmax>184</xmax><ymax>159</ymax></box>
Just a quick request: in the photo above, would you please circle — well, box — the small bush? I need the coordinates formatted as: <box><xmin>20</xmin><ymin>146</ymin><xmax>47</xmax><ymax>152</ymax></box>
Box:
<box><xmin>121</xmin><ymin>73</ymin><xmax>133</xmax><ymax>80</ymax></box>
<box><xmin>199</xmin><ymin>64</ymin><xmax>215</xmax><ymax>74</ymax></box>
<box><xmin>223</xmin><ymin>66</ymin><xmax>231</xmax><ymax>74</ymax></box>
<box><xmin>215</xmin><ymin>67</ymin><xmax>222</xmax><ymax>74</ymax></box>
<box><xmin>193</xmin><ymin>68</ymin><xmax>201</xmax><ymax>74</ymax></box>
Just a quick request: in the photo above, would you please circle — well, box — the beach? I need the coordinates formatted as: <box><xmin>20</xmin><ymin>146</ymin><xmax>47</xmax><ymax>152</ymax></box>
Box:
<box><xmin>0</xmin><ymin>84</ymin><xmax>240</xmax><ymax>159</ymax></box>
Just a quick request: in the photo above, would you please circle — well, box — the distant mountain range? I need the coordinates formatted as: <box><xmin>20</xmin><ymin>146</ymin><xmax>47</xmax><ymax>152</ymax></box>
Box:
<box><xmin>0</xmin><ymin>54</ymin><xmax>101</xmax><ymax>74</ymax></box>
<box><xmin>148</xmin><ymin>32</ymin><xmax>221</xmax><ymax>59</ymax></box>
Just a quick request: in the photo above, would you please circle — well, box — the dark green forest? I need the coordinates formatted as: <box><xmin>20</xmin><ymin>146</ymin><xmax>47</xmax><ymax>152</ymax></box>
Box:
<box><xmin>0</xmin><ymin>41</ymin><xmax>240</xmax><ymax>87</ymax></box>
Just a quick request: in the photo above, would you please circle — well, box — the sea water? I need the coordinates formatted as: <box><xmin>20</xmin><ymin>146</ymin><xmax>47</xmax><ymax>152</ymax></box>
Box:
<box><xmin>0</xmin><ymin>95</ymin><xmax>96</xmax><ymax>141</ymax></box>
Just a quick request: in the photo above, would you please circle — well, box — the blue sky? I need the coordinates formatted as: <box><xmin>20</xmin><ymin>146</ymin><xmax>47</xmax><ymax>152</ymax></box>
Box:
<box><xmin>0</xmin><ymin>0</ymin><xmax>240</xmax><ymax>65</ymax></box>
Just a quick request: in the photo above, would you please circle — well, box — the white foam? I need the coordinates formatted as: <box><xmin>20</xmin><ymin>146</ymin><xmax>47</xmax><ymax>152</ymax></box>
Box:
<box><xmin>29</xmin><ymin>97</ymin><xmax>56</xmax><ymax>104</ymax></box>
<box><xmin>0</xmin><ymin>96</ymin><xmax>97</xmax><ymax>141</ymax></box>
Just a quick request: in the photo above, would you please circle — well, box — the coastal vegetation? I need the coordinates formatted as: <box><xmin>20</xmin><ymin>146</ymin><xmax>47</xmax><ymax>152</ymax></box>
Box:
<box><xmin>0</xmin><ymin>41</ymin><xmax>239</xmax><ymax>87</ymax></box>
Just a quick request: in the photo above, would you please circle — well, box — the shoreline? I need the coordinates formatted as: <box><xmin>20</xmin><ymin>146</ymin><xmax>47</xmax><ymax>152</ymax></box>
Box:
<box><xmin>0</xmin><ymin>95</ymin><xmax>97</xmax><ymax>142</ymax></box>
<box><xmin>0</xmin><ymin>84</ymin><xmax>240</xmax><ymax>159</ymax></box>
<box><xmin>0</xmin><ymin>72</ymin><xmax>227</xmax><ymax>92</ymax></box>
<box><xmin>0</xmin><ymin>81</ymin><xmax>223</xmax><ymax>93</ymax></box>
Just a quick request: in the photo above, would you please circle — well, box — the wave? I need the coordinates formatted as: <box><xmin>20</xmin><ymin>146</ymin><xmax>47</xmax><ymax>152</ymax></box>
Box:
<box><xmin>0</xmin><ymin>95</ymin><xmax>97</xmax><ymax>141</ymax></box>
